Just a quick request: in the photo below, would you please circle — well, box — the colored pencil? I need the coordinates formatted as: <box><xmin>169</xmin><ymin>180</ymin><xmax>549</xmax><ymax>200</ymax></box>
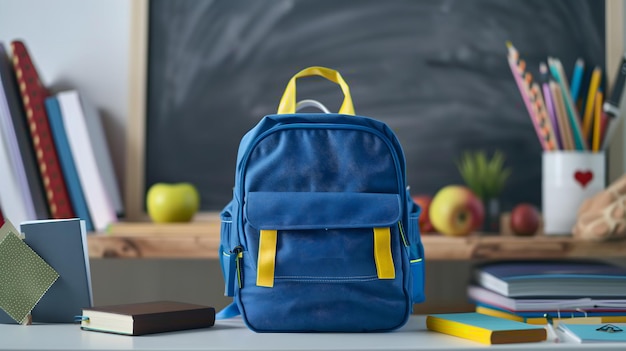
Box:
<box><xmin>548</xmin><ymin>57</ymin><xmax>587</xmax><ymax>150</ymax></box>
<box><xmin>506</xmin><ymin>44</ymin><xmax>551</xmax><ymax>150</ymax></box>
<box><xmin>540</xmin><ymin>63</ymin><xmax>561</xmax><ymax>149</ymax></box>
<box><xmin>582</xmin><ymin>66</ymin><xmax>602</xmax><ymax>141</ymax></box>
<box><xmin>550</xmin><ymin>81</ymin><xmax>574</xmax><ymax>150</ymax></box>
<box><xmin>506</xmin><ymin>42</ymin><xmax>559</xmax><ymax>150</ymax></box>
<box><xmin>570</xmin><ymin>58</ymin><xmax>585</xmax><ymax>103</ymax></box>
<box><xmin>529</xmin><ymin>81</ymin><xmax>559</xmax><ymax>150</ymax></box>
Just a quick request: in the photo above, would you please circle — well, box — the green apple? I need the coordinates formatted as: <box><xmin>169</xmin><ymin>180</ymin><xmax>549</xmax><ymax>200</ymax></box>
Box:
<box><xmin>146</xmin><ymin>183</ymin><xmax>200</xmax><ymax>223</ymax></box>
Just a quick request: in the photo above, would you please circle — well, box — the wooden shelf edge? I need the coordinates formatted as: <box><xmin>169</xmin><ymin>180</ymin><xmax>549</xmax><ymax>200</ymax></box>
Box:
<box><xmin>87</xmin><ymin>221</ymin><xmax>626</xmax><ymax>260</ymax></box>
<box><xmin>87</xmin><ymin>234</ymin><xmax>221</xmax><ymax>259</ymax></box>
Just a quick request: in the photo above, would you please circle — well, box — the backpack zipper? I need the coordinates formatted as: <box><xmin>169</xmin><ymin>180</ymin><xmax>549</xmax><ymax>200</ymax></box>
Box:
<box><xmin>233</xmin><ymin>246</ymin><xmax>244</xmax><ymax>289</ymax></box>
<box><xmin>398</xmin><ymin>221</ymin><xmax>409</xmax><ymax>247</ymax></box>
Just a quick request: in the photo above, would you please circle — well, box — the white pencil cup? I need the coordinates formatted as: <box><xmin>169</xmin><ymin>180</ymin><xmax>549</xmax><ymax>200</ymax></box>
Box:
<box><xmin>542</xmin><ymin>151</ymin><xmax>605</xmax><ymax>235</ymax></box>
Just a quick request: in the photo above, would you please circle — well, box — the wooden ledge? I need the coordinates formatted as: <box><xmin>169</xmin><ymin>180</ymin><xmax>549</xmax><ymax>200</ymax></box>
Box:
<box><xmin>86</xmin><ymin>221</ymin><xmax>626</xmax><ymax>260</ymax></box>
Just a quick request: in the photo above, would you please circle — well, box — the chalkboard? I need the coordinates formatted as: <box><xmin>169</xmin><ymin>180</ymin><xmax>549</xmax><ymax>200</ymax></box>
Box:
<box><xmin>146</xmin><ymin>0</ymin><xmax>605</xmax><ymax>211</ymax></box>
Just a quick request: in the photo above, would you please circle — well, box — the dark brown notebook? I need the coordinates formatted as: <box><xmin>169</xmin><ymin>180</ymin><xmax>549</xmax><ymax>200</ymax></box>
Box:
<box><xmin>80</xmin><ymin>301</ymin><xmax>215</xmax><ymax>336</ymax></box>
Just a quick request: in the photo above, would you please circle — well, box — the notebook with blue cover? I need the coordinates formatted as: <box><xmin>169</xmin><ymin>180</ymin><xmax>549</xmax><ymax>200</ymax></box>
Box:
<box><xmin>474</xmin><ymin>260</ymin><xmax>626</xmax><ymax>298</ymax></box>
<box><xmin>468</xmin><ymin>284</ymin><xmax>626</xmax><ymax>312</ymax></box>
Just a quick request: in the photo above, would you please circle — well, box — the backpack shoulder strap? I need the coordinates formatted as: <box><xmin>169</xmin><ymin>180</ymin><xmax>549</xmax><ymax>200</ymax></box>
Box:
<box><xmin>215</xmin><ymin>302</ymin><xmax>240</xmax><ymax>319</ymax></box>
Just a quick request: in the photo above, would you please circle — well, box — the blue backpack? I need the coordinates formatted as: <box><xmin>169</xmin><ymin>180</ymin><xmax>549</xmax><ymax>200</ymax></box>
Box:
<box><xmin>219</xmin><ymin>67</ymin><xmax>425</xmax><ymax>332</ymax></box>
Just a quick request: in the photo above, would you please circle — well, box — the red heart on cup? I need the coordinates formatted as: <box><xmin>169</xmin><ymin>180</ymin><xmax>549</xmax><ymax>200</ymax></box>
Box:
<box><xmin>574</xmin><ymin>170</ymin><xmax>593</xmax><ymax>188</ymax></box>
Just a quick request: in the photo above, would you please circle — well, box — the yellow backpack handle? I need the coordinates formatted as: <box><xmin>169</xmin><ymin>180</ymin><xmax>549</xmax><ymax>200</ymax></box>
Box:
<box><xmin>277</xmin><ymin>66</ymin><xmax>355</xmax><ymax>115</ymax></box>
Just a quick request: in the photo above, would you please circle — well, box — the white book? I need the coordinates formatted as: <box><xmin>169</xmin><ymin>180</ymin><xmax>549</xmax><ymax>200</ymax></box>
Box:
<box><xmin>58</xmin><ymin>91</ymin><xmax>117</xmax><ymax>231</ymax></box>
<box><xmin>0</xmin><ymin>122</ymin><xmax>31</xmax><ymax>226</ymax></box>
<box><xmin>0</xmin><ymin>89</ymin><xmax>32</xmax><ymax>225</ymax></box>
<box><xmin>468</xmin><ymin>285</ymin><xmax>626</xmax><ymax>312</ymax></box>
<box><xmin>79</xmin><ymin>92</ymin><xmax>123</xmax><ymax>216</ymax></box>
<box><xmin>0</xmin><ymin>78</ymin><xmax>36</xmax><ymax>221</ymax></box>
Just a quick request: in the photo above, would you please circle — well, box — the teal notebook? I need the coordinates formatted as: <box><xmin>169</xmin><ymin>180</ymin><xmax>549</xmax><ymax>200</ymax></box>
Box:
<box><xmin>427</xmin><ymin>312</ymin><xmax>546</xmax><ymax>344</ymax></box>
<box><xmin>429</xmin><ymin>312</ymin><xmax>545</xmax><ymax>331</ymax></box>
<box><xmin>558</xmin><ymin>323</ymin><xmax>626</xmax><ymax>343</ymax></box>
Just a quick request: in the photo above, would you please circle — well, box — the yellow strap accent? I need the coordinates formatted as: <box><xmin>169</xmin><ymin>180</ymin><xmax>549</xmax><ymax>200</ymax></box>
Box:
<box><xmin>257</xmin><ymin>230</ymin><xmax>278</xmax><ymax>287</ymax></box>
<box><xmin>373</xmin><ymin>227</ymin><xmax>395</xmax><ymax>279</ymax></box>
<box><xmin>277</xmin><ymin>66</ymin><xmax>355</xmax><ymax>115</ymax></box>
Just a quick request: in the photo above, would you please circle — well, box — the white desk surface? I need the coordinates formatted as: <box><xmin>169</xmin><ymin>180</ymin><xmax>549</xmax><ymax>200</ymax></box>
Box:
<box><xmin>1</xmin><ymin>315</ymin><xmax>624</xmax><ymax>351</ymax></box>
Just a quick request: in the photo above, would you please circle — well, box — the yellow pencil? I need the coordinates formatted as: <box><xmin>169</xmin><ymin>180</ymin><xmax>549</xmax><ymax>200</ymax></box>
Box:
<box><xmin>593</xmin><ymin>90</ymin><xmax>603</xmax><ymax>152</ymax></box>
<box><xmin>582</xmin><ymin>67</ymin><xmax>602</xmax><ymax>140</ymax></box>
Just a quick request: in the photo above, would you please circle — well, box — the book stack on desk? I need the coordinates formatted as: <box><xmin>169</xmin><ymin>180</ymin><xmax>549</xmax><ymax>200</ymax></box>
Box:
<box><xmin>468</xmin><ymin>260</ymin><xmax>626</xmax><ymax>324</ymax></box>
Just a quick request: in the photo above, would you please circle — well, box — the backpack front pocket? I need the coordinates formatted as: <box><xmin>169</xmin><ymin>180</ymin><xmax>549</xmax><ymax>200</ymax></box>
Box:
<box><xmin>244</xmin><ymin>191</ymin><xmax>403</xmax><ymax>287</ymax></box>
<box><xmin>240</xmin><ymin>191</ymin><xmax>409</xmax><ymax>332</ymax></box>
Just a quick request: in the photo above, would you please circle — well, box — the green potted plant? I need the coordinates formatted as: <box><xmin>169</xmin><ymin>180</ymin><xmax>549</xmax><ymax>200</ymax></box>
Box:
<box><xmin>456</xmin><ymin>150</ymin><xmax>511</xmax><ymax>233</ymax></box>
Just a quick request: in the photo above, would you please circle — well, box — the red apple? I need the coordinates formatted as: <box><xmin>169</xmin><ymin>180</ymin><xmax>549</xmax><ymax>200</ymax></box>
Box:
<box><xmin>510</xmin><ymin>203</ymin><xmax>540</xmax><ymax>236</ymax></box>
<box><xmin>429</xmin><ymin>185</ymin><xmax>485</xmax><ymax>236</ymax></box>
<box><xmin>412</xmin><ymin>195</ymin><xmax>434</xmax><ymax>233</ymax></box>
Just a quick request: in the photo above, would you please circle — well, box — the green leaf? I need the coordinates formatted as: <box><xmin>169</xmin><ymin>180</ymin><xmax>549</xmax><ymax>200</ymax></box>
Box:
<box><xmin>455</xmin><ymin>150</ymin><xmax>511</xmax><ymax>200</ymax></box>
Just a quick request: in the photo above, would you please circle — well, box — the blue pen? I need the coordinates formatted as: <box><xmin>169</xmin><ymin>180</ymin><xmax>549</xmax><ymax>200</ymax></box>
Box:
<box><xmin>570</xmin><ymin>58</ymin><xmax>585</xmax><ymax>104</ymax></box>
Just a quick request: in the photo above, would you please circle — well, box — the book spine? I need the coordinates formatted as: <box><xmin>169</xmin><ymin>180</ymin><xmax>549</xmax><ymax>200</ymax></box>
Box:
<box><xmin>426</xmin><ymin>316</ymin><xmax>492</xmax><ymax>344</ymax></box>
<box><xmin>45</xmin><ymin>97</ymin><xmax>94</xmax><ymax>231</ymax></box>
<box><xmin>10</xmin><ymin>41</ymin><xmax>75</xmax><ymax>219</ymax></box>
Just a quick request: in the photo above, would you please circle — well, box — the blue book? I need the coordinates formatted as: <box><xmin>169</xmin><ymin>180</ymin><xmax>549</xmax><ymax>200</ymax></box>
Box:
<box><xmin>557</xmin><ymin>323</ymin><xmax>626</xmax><ymax>343</ymax></box>
<box><xmin>476</xmin><ymin>303</ymin><xmax>626</xmax><ymax>320</ymax></box>
<box><xmin>45</xmin><ymin>96</ymin><xmax>94</xmax><ymax>232</ymax></box>
<box><xmin>474</xmin><ymin>260</ymin><xmax>626</xmax><ymax>298</ymax></box>
<box><xmin>23</xmin><ymin>218</ymin><xmax>93</xmax><ymax>322</ymax></box>
<box><xmin>0</xmin><ymin>218</ymin><xmax>93</xmax><ymax>324</ymax></box>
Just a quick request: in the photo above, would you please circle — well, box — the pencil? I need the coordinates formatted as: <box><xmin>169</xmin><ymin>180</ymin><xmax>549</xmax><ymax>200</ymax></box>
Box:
<box><xmin>530</xmin><ymin>81</ymin><xmax>559</xmax><ymax>151</ymax></box>
<box><xmin>582</xmin><ymin>66</ymin><xmax>602</xmax><ymax>141</ymax></box>
<box><xmin>548</xmin><ymin>57</ymin><xmax>588</xmax><ymax>150</ymax></box>
<box><xmin>523</xmin><ymin>71</ymin><xmax>556</xmax><ymax>151</ymax></box>
<box><xmin>540</xmin><ymin>63</ymin><xmax>561</xmax><ymax>149</ymax></box>
<box><xmin>506</xmin><ymin>43</ymin><xmax>550</xmax><ymax>150</ymax></box>
<box><xmin>551</xmin><ymin>81</ymin><xmax>574</xmax><ymax>150</ymax></box>
<box><xmin>593</xmin><ymin>90</ymin><xmax>603</xmax><ymax>152</ymax></box>
<box><xmin>570</xmin><ymin>58</ymin><xmax>585</xmax><ymax>104</ymax></box>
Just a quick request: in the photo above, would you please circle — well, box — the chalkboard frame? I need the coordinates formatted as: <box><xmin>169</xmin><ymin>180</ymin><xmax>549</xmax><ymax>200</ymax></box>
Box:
<box><xmin>124</xmin><ymin>0</ymin><xmax>624</xmax><ymax>221</ymax></box>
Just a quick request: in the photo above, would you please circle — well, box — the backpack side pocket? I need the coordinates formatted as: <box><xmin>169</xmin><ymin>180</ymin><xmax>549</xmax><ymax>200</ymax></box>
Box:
<box><xmin>220</xmin><ymin>200</ymin><xmax>236</xmax><ymax>296</ymax></box>
<box><xmin>408</xmin><ymin>196</ymin><xmax>425</xmax><ymax>303</ymax></box>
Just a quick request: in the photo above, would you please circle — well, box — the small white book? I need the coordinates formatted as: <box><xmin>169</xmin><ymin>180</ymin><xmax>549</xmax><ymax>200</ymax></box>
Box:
<box><xmin>57</xmin><ymin>90</ymin><xmax>120</xmax><ymax>231</ymax></box>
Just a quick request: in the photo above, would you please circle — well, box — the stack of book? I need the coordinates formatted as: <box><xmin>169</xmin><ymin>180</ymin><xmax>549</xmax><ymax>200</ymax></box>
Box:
<box><xmin>469</xmin><ymin>260</ymin><xmax>626</xmax><ymax>324</ymax></box>
<box><xmin>0</xmin><ymin>40</ymin><xmax>122</xmax><ymax>231</ymax></box>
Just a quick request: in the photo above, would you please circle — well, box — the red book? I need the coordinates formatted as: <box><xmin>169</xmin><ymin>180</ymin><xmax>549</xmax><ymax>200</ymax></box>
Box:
<box><xmin>0</xmin><ymin>206</ymin><xmax>5</xmax><ymax>227</ymax></box>
<box><xmin>10</xmin><ymin>41</ymin><xmax>74</xmax><ymax>219</ymax></box>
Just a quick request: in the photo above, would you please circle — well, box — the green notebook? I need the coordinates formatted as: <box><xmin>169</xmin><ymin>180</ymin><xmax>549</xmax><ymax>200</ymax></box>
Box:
<box><xmin>0</xmin><ymin>221</ymin><xmax>58</xmax><ymax>324</ymax></box>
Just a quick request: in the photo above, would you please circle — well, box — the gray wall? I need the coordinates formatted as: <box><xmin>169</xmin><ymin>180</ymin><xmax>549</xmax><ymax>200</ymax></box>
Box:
<box><xmin>0</xmin><ymin>0</ymin><xmax>624</xmax><ymax>312</ymax></box>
